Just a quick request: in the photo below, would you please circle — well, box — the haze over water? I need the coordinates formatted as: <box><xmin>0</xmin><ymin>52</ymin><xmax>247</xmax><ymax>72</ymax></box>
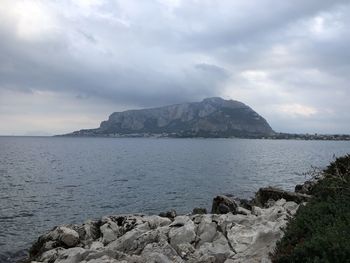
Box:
<box><xmin>1</xmin><ymin>136</ymin><xmax>350</xmax><ymax>259</ymax></box>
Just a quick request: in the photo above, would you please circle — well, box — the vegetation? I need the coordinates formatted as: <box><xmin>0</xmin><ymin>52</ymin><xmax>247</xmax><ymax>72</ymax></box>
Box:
<box><xmin>271</xmin><ymin>155</ymin><xmax>350</xmax><ymax>263</ymax></box>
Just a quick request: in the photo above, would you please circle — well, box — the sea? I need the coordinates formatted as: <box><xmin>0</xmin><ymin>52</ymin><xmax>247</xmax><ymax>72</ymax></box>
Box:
<box><xmin>1</xmin><ymin>136</ymin><xmax>350</xmax><ymax>262</ymax></box>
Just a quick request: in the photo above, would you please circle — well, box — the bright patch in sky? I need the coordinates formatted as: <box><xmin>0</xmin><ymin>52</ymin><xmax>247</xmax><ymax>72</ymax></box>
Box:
<box><xmin>11</xmin><ymin>1</ymin><xmax>56</xmax><ymax>40</ymax></box>
<box><xmin>279</xmin><ymin>104</ymin><xmax>318</xmax><ymax>117</ymax></box>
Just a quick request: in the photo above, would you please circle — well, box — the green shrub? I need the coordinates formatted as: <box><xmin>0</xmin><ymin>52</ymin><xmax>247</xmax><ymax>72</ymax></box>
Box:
<box><xmin>271</xmin><ymin>155</ymin><xmax>350</xmax><ymax>263</ymax></box>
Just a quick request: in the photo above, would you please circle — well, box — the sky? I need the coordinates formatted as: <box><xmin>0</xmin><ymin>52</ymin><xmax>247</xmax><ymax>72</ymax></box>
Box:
<box><xmin>0</xmin><ymin>0</ymin><xmax>349</xmax><ymax>135</ymax></box>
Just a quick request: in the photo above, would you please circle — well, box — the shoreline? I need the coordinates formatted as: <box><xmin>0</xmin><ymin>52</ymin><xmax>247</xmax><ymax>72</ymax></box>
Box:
<box><xmin>2</xmin><ymin>135</ymin><xmax>350</xmax><ymax>141</ymax></box>
<box><xmin>6</xmin><ymin>154</ymin><xmax>350</xmax><ymax>262</ymax></box>
<box><xmin>57</xmin><ymin>133</ymin><xmax>350</xmax><ymax>141</ymax></box>
<box><xmin>19</xmin><ymin>186</ymin><xmax>311</xmax><ymax>263</ymax></box>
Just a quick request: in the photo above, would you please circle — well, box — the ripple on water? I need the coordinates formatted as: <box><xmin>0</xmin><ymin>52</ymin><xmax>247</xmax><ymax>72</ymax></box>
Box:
<box><xmin>17</xmin><ymin>212</ymin><xmax>34</xmax><ymax>218</ymax></box>
<box><xmin>111</xmin><ymin>179</ymin><xmax>129</xmax><ymax>182</ymax></box>
<box><xmin>55</xmin><ymin>185</ymin><xmax>79</xmax><ymax>190</ymax></box>
<box><xmin>100</xmin><ymin>205</ymin><xmax>114</xmax><ymax>209</ymax></box>
<box><xmin>0</xmin><ymin>212</ymin><xmax>34</xmax><ymax>222</ymax></box>
<box><xmin>0</xmin><ymin>249</ymin><xmax>28</xmax><ymax>263</ymax></box>
<box><xmin>35</xmin><ymin>181</ymin><xmax>49</xmax><ymax>185</ymax></box>
<box><xmin>63</xmin><ymin>184</ymin><xmax>79</xmax><ymax>188</ymax></box>
<box><xmin>0</xmin><ymin>216</ymin><xmax>14</xmax><ymax>221</ymax></box>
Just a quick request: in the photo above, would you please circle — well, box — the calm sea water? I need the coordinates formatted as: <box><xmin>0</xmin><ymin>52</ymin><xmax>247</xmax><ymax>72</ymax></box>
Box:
<box><xmin>1</xmin><ymin>136</ymin><xmax>350</xmax><ymax>261</ymax></box>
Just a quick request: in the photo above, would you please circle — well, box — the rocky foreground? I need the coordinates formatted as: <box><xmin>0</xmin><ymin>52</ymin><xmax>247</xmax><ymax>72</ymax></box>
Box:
<box><xmin>24</xmin><ymin>188</ymin><xmax>311</xmax><ymax>263</ymax></box>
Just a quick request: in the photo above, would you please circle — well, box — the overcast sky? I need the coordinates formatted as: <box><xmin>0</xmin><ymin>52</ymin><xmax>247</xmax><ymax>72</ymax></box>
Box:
<box><xmin>0</xmin><ymin>0</ymin><xmax>349</xmax><ymax>135</ymax></box>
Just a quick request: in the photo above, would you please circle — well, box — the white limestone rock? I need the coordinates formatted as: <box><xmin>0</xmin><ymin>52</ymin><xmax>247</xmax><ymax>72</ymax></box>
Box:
<box><xmin>169</xmin><ymin>216</ymin><xmax>196</xmax><ymax>249</ymax></box>
<box><xmin>27</xmin><ymin>199</ymin><xmax>300</xmax><ymax>263</ymax></box>
<box><xmin>57</xmin><ymin>227</ymin><xmax>80</xmax><ymax>247</ymax></box>
<box><xmin>100</xmin><ymin>220</ymin><xmax>123</xmax><ymax>245</ymax></box>
<box><xmin>90</xmin><ymin>241</ymin><xmax>104</xmax><ymax>250</ymax></box>
<box><xmin>82</xmin><ymin>255</ymin><xmax>122</xmax><ymax>263</ymax></box>
<box><xmin>194</xmin><ymin>231</ymin><xmax>235</xmax><ymax>261</ymax></box>
<box><xmin>54</xmin><ymin>247</ymin><xmax>87</xmax><ymax>263</ymax></box>
<box><xmin>195</xmin><ymin>216</ymin><xmax>217</xmax><ymax>247</ymax></box>
<box><xmin>83</xmin><ymin>220</ymin><xmax>101</xmax><ymax>242</ymax></box>
<box><xmin>236</xmin><ymin>207</ymin><xmax>251</xmax><ymax>216</ymax></box>
<box><xmin>38</xmin><ymin>248</ymin><xmax>64</xmax><ymax>263</ymax></box>
<box><xmin>141</xmin><ymin>241</ymin><xmax>184</xmax><ymax>263</ymax></box>
<box><xmin>143</xmin><ymin>215</ymin><xmax>172</xmax><ymax>229</ymax></box>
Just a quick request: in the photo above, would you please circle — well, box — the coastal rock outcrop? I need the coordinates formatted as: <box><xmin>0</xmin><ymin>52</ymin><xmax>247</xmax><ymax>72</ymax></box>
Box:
<box><xmin>27</xmin><ymin>198</ymin><xmax>300</xmax><ymax>263</ymax></box>
<box><xmin>294</xmin><ymin>178</ymin><xmax>319</xmax><ymax>195</ymax></box>
<box><xmin>158</xmin><ymin>209</ymin><xmax>177</xmax><ymax>219</ymax></box>
<box><xmin>254</xmin><ymin>187</ymin><xmax>311</xmax><ymax>207</ymax></box>
<box><xmin>211</xmin><ymin>195</ymin><xmax>238</xmax><ymax>214</ymax></box>
<box><xmin>192</xmin><ymin>208</ymin><xmax>207</xmax><ymax>215</ymax></box>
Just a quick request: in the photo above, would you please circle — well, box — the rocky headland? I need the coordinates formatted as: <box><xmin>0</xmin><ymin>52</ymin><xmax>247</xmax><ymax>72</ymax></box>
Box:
<box><xmin>62</xmin><ymin>97</ymin><xmax>275</xmax><ymax>138</ymax></box>
<box><xmin>23</xmin><ymin>187</ymin><xmax>311</xmax><ymax>263</ymax></box>
<box><xmin>59</xmin><ymin>97</ymin><xmax>350</xmax><ymax>140</ymax></box>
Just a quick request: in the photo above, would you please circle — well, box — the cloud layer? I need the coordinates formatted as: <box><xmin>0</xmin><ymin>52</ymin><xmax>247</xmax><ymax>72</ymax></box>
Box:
<box><xmin>0</xmin><ymin>0</ymin><xmax>349</xmax><ymax>135</ymax></box>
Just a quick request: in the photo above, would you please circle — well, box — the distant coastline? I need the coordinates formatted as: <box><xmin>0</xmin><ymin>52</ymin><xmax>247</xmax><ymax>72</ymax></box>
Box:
<box><xmin>57</xmin><ymin>97</ymin><xmax>350</xmax><ymax>141</ymax></box>
<box><xmin>1</xmin><ymin>134</ymin><xmax>349</xmax><ymax>141</ymax></box>
<box><xmin>57</xmin><ymin>132</ymin><xmax>350</xmax><ymax>141</ymax></box>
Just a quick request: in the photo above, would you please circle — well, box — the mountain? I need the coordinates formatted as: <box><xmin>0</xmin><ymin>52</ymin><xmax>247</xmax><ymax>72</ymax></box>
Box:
<box><xmin>63</xmin><ymin>97</ymin><xmax>275</xmax><ymax>138</ymax></box>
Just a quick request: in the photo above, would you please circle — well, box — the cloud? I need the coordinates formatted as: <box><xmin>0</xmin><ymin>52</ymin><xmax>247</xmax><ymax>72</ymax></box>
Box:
<box><xmin>0</xmin><ymin>0</ymin><xmax>349</xmax><ymax>134</ymax></box>
<box><xmin>279</xmin><ymin>104</ymin><xmax>318</xmax><ymax>117</ymax></box>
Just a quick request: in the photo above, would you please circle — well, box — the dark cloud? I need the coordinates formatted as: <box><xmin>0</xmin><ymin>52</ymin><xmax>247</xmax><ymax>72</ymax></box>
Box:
<box><xmin>0</xmin><ymin>0</ymin><xmax>349</xmax><ymax>134</ymax></box>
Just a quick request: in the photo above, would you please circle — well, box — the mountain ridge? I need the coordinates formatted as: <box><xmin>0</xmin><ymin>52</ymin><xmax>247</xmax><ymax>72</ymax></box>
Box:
<box><xmin>62</xmin><ymin>97</ymin><xmax>275</xmax><ymax>138</ymax></box>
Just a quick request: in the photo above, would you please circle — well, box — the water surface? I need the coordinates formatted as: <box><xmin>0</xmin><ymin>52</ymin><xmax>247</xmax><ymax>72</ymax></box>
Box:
<box><xmin>0</xmin><ymin>137</ymin><xmax>350</xmax><ymax>260</ymax></box>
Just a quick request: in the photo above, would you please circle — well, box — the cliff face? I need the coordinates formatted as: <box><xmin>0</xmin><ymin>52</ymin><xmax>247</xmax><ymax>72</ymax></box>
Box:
<box><xmin>67</xmin><ymin>97</ymin><xmax>275</xmax><ymax>137</ymax></box>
